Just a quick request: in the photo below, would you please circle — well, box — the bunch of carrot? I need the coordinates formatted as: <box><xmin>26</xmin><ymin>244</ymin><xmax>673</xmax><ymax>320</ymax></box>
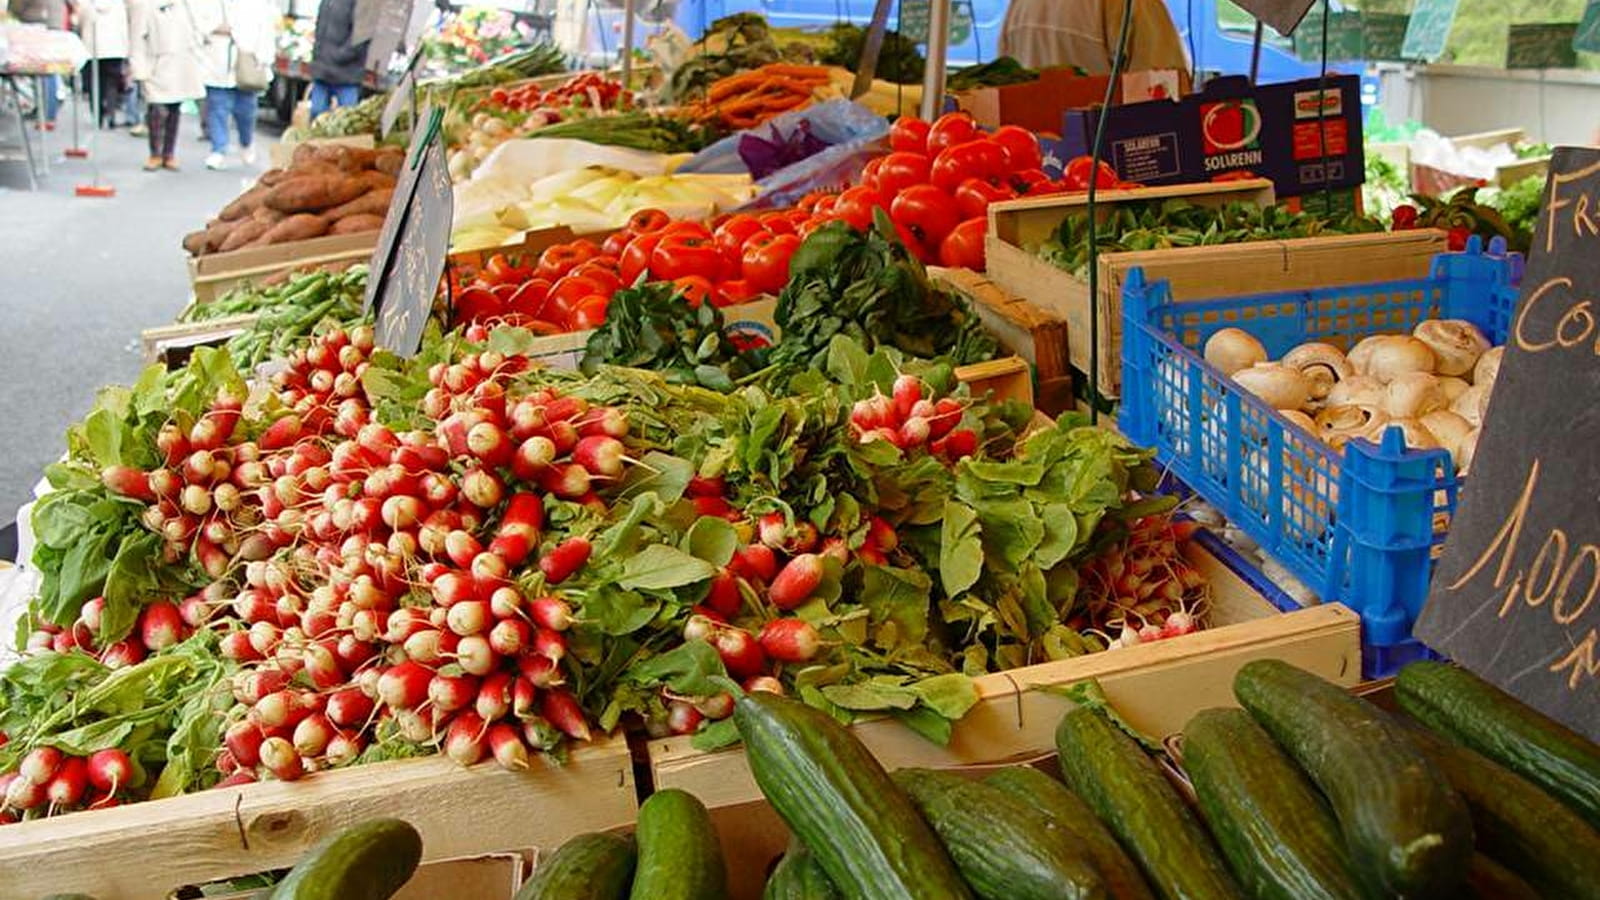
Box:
<box><xmin>695</xmin><ymin>63</ymin><xmax>834</xmax><ymax>131</ymax></box>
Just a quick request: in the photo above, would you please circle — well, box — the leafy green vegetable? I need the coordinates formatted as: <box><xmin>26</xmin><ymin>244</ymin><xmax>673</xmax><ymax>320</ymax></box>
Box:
<box><xmin>580</xmin><ymin>282</ymin><xmax>765</xmax><ymax>390</ymax></box>
<box><xmin>947</xmin><ymin>56</ymin><xmax>1039</xmax><ymax>91</ymax></box>
<box><xmin>818</xmin><ymin>23</ymin><xmax>925</xmax><ymax>84</ymax></box>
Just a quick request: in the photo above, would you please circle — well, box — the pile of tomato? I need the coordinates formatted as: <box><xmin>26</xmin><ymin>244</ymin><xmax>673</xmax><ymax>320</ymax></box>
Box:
<box><xmin>481</xmin><ymin>72</ymin><xmax>632</xmax><ymax>114</ymax></box>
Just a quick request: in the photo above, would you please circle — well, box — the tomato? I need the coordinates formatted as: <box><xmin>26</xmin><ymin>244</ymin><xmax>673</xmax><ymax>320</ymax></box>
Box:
<box><xmin>569</xmin><ymin>294</ymin><xmax>609</xmax><ymax>330</ymax></box>
<box><xmin>671</xmin><ymin>275</ymin><xmax>719</xmax><ymax>308</ymax></box>
<box><xmin>626</xmin><ymin>208</ymin><xmax>672</xmax><ymax>234</ymax></box>
<box><xmin>714</xmin><ymin>214</ymin><xmax>769</xmax><ymax>263</ymax></box>
<box><xmin>890</xmin><ymin>184</ymin><xmax>962</xmax><ymax>249</ymax></box>
<box><xmin>718</xmin><ymin>278</ymin><xmax>759</xmax><ymax>306</ymax></box>
<box><xmin>482</xmin><ymin>253</ymin><xmax>516</xmax><ymax>285</ymax></box>
<box><xmin>889</xmin><ymin>117</ymin><xmax>931</xmax><ymax>154</ymax></box>
<box><xmin>651</xmin><ymin>233</ymin><xmax>723</xmax><ymax>282</ymax></box>
<box><xmin>742</xmin><ymin>232</ymin><xmax>801</xmax><ymax>295</ymax></box>
<box><xmin>1007</xmin><ymin>168</ymin><xmax>1052</xmax><ymax>193</ymax></box>
<box><xmin>874</xmin><ymin>152</ymin><xmax>932</xmax><ymax>196</ymax></box>
<box><xmin>833</xmin><ymin>186</ymin><xmax>887</xmax><ymax>232</ymax></box>
<box><xmin>930</xmin><ymin>140</ymin><xmax>1008</xmax><ymax>193</ymax></box>
<box><xmin>860</xmin><ymin>157</ymin><xmax>886</xmax><ymax>192</ymax></box>
<box><xmin>938</xmin><ymin>218</ymin><xmax>986</xmax><ymax>270</ymax></box>
<box><xmin>549</xmin><ymin>274</ymin><xmax>604</xmax><ymax>314</ymax></box>
<box><xmin>660</xmin><ymin>221</ymin><xmax>713</xmax><ymax>240</ymax></box>
<box><xmin>1062</xmin><ymin>156</ymin><xmax>1118</xmax><ymax>191</ymax></box>
<box><xmin>759</xmin><ymin>211</ymin><xmax>796</xmax><ymax>235</ymax></box>
<box><xmin>572</xmin><ymin>261</ymin><xmax>621</xmax><ymax>296</ymax></box>
<box><xmin>812</xmin><ymin>195</ymin><xmax>838</xmax><ymax>215</ymax></box>
<box><xmin>600</xmin><ymin>228</ymin><xmax>635</xmax><ymax>258</ymax></box>
<box><xmin>504</xmin><ymin>278</ymin><xmax>552</xmax><ymax>320</ymax></box>
<box><xmin>1025</xmin><ymin>180</ymin><xmax>1069</xmax><ymax>197</ymax></box>
<box><xmin>490</xmin><ymin>283</ymin><xmax>518</xmax><ymax>303</ymax></box>
<box><xmin>927</xmin><ymin>112</ymin><xmax>981</xmax><ymax>155</ymax></box>
<box><xmin>953</xmin><ymin>178</ymin><xmax>1016</xmax><ymax>220</ymax></box>
<box><xmin>1390</xmin><ymin>204</ymin><xmax>1419</xmax><ymax>230</ymax></box>
<box><xmin>888</xmin><ymin>217</ymin><xmax>932</xmax><ymax>264</ymax></box>
<box><xmin>989</xmin><ymin>125</ymin><xmax>1041</xmax><ymax>171</ymax></box>
<box><xmin>619</xmin><ymin>232</ymin><xmax>663</xmax><ymax>286</ymax></box>
<box><xmin>534</xmin><ymin>242</ymin><xmax>598</xmax><ymax>282</ymax></box>
<box><xmin>797</xmin><ymin>192</ymin><xmax>825</xmax><ymax>214</ymax></box>
<box><xmin>454</xmin><ymin>286</ymin><xmax>502</xmax><ymax>324</ymax></box>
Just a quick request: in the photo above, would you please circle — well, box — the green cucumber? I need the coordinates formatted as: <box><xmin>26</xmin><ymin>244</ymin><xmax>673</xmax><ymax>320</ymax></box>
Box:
<box><xmin>516</xmin><ymin>832</ymin><xmax>635</xmax><ymax>900</ymax></box>
<box><xmin>732</xmin><ymin>692</ymin><xmax>971</xmax><ymax>900</ymax></box>
<box><xmin>267</xmin><ymin>818</ymin><xmax>422</xmax><ymax>900</ymax></box>
<box><xmin>1405</xmin><ymin>724</ymin><xmax>1600</xmax><ymax>900</ymax></box>
<box><xmin>984</xmin><ymin>767</ymin><xmax>1155</xmax><ymax>900</ymax></box>
<box><xmin>1053</xmin><ymin>703</ymin><xmax>1244</xmax><ymax>900</ymax></box>
<box><xmin>1463</xmin><ymin>854</ymin><xmax>1539</xmax><ymax>900</ymax></box>
<box><xmin>1396</xmin><ymin>660</ymin><xmax>1600</xmax><ymax>829</ymax></box>
<box><xmin>764</xmin><ymin>841</ymin><xmax>842</xmax><ymax>900</ymax></box>
<box><xmin>1183</xmin><ymin>708</ymin><xmax>1366</xmax><ymax>900</ymax></box>
<box><xmin>628</xmin><ymin>789</ymin><xmax>726</xmax><ymax>900</ymax></box>
<box><xmin>1235</xmin><ymin>659</ymin><xmax>1472</xmax><ymax>899</ymax></box>
<box><xmin>892</xmin><ymin>768</ymin><xmax>1107</xmax><ymax>900</ymax></box>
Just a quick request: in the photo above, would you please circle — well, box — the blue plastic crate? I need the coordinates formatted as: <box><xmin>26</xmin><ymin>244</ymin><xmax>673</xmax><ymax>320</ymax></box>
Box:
<box><xmin>1119</xmin><ymin>239</ymin><xmax>1519</xmax><ymax>677</ymax></box>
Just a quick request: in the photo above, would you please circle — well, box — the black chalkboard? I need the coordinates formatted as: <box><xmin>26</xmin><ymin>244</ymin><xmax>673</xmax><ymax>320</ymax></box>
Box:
<box><xmin>1228</xmin><ymin>0</ymin><xmax>1317</xmax><ymax>37</ymax></box>
<box><xmin>380</xmin><ymin>44</ymin><xmax>425</xmax><ymax>138</ymax></box>
<box><xmin>1363</xmin><ymin>12</ymin><xmax>1412</xmax><ymax>61</ymax></box>
<box><xmin>1415</xmin><ymin>147</ymin><xmax>1600</xmax><ymax>743</ymax></box>
<box><xmin>363</xmin><ymin>106</ymin><xmax>452</xmax><ymax>357</ymax></box>
<box><xmin>1506</xmin><ymin>23</ymin><xmax>1579</xmax><ymax>69</ymax></box>
<box><xmin>1401</xmin><ymin>0</ymin><xmax>1459</xmax><ymax>61</ymax></box>
<box><xmin>1292</xmin><ymin>10</ymin><xmax>1365</xmax><ymax>61</ymax></box>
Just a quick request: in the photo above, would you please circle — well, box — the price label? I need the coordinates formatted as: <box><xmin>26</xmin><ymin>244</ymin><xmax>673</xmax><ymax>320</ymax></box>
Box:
<box><xmin>1416</xmin><ymin>147</ymin><xmax>1600</xmax><ymax>742</ymax></box>
<box><xmin>1401</xmin><ymin>0</ymin><xmax>1460</xmax><ymax>61</ymax></box>
<box><xmin>1578</xmin><ymin>0</ymin><xmax>1600</xmax><ymax>54</ymax></box>
<box><xmin>1506</xmin><ymin>23</ymin><xmax>1579</xmax><ymax>70</ymax></box>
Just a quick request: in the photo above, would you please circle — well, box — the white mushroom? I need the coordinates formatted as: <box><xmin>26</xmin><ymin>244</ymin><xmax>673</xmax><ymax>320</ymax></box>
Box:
<box><xmin>1325</xmin><ymin>374</ymin><xmax>1385</xmax><ymax>410</ymax></box>
<box><xmin>1421</xmin><ymin>409</ymin><xmax>1473</xmax><ymax>468</ymax></box>
<box><xmin>1316</xmin><ymin>404</ymin><xmax>1388</xmax><ymax>451</ymax></box>
<box><xmin>1281</xmin><ymin>342</ymin><xmax>1352</xmax><ymax>403</ymax></box>
<box><xmin>1414</xmin><ymin>319</ymin><xmax>1490</xmax><ymax>377</ymax></box>
<box><xmin>1204</xmin><ymin>328</ymin><xmax>1268</xmax><ymax>376</ymax></box>
<box><xmin>1452</xmin><ymin>383</ymin><xmax>1491</xmax><ymax>428</ymax></box>
<box><xmin>1277</xmin><ymin>409</ymin><xmax>1317</xmax><ymax>433</ymax></box>
<box><xmin>1436</xmin><ymin>376</ymin><xmax>1470</xmax><ymax>404</ymax></box>
<box><xmin>1459</xmin><ymin>428</ymin><xmax>1480</xmax><ymax>473</ymax></box>
<box><xmin>1374</xmin><ymin>417</ymin><xmax>1440</xmax><ymax>451</ymax></box>
<box><xmin>1355</xmin><ymin>335</ymin><xmax>1436</xmax><ymax>384</ymax></box>
<box><xmin>1346</xmin><ymin>335</ymin><xmax>1389</xmax><ymax>375</ymax></box>
<box><xmin>1384</xmin><ymin>372</ymin><xmax>1447</xmax><ymax>420</ymax></box>
<box><xmin>1473</xmin><ymin>346</ymin><xmax>1504</xmax><ymax>386</ymax></box>
<box><xmin>1233</xmin><ymin>362</ymin><xmax>1313</xmax><ymax>411</ymax></box>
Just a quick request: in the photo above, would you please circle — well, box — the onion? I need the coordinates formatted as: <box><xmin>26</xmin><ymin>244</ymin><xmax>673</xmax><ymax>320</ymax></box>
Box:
<box><xmin>1355</xmin><ymin>335</ymin><xmax>1436</xmax><ymax>384</ymax></box>
<box><xmin>1473</xmin><ymin>346</ymin><xmax>1503</xmax><ymax>386</ymax></box>
<box><xmin>1204</xmin><ymin>328</ymin><xmax>1268</xmax><ymax>376</ymax></box>
<box><xmin>1414</xmin><ymin>319</ymin><xmax>1490</xmax><ymax>377</ymax></box>
<box><xmin>1233</xmin><ymin>362</ymin><xmax>1312</xmax><ymax>411</ymax></box>
<box><xmin>1281</xmin><ymin>342</ymin><xmax>1352</xmax><ymax>402</ymax></box>
<box><xmin>1384</xmin><ymin>372</ymin><xmax>1447</xmax><ymax>419</ymax></box>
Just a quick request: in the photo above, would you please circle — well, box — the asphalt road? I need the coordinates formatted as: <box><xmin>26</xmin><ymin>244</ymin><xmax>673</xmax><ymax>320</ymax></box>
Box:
<box><xmin>0</xmin><ymin>95</ymin><xmax>279</xmax><ymax>523</ymax></box>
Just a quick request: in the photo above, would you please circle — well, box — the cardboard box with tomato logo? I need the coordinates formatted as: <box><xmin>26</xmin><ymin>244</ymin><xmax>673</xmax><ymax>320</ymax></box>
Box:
<box><xmin>1057</xmin><ymin>74</ymin><xmax>1365</xmax><ymax>202</ymax></box>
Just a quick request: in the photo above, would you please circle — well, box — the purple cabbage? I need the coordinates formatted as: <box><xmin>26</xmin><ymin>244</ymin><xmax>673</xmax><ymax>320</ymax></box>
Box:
<box><xmin>737</xmin><ymin>120</ymin><xmax>831</xmax><ymax>181</ymax></box>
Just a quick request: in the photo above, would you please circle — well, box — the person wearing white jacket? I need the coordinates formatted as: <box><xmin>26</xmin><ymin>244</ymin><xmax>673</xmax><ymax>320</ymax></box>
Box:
<box><xmin>77</xmin><ymin>0</ymin><xmax>130</xmax><ymax>127</ymax></box>
<box><xmin>128</xmin><ymin>0</ymin><xmax>206</xmax><ymax>170</ymax></box>
<box><xmin>192</xmin><ymin>0</ymin><xmax>273</xmax><ymax>168</ymax></box>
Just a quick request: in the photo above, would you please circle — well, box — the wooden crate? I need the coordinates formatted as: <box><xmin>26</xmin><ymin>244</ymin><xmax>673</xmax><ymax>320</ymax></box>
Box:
<box><xmin>647</xmin><ymin>539</ymin><xmax>1362</xmax><ymax>812</ymax></box>
<box><xmin>986</xmin><ymin>183</ymin><xmax>1449</xmax><ymax>397</ymax></box>
<box><xmin>139</xmin><ymin>315</ymin><xmax>260</xmax><ymax>365</ymax></box>
<box><xmin>0</xmin><ymin>734</ymin><xmax>636</xmax><ymax>900</ymax></box>
<box><xmin>930</xmin><ymin>266</ymin><xmax>1072</xmax><ymax>415</ymax></box>
<box><xmin>188</xmin><ymin>231</ymin><xmax>381</xmax><ymax>306</ymax></box>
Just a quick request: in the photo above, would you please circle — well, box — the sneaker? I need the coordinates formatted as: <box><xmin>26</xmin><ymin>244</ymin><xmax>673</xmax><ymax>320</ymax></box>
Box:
<box><xmin>204</xmin><ymin>152</ymin><xmax>228</xmax><ymax>170</ymax></box>
<box><xmin>240</xmin><ymin>145</ymin><xmax>257</xmax><ymax>166</ymax></box>
<box><xmin>129</xmin><ymin>123</ymin><xmax>148</xmax><ymax>137</ymax></box>
<box><xmin>143</xmin><ymin>155</ymin><xmax>162</xmax><ymax>171</ymax></box>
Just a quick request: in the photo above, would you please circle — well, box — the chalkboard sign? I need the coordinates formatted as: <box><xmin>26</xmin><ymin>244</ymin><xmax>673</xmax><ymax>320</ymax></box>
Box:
<box><xmin>898</xmin><ymin>0</ymin><xmax>973</xmax><ymax>45</ymax></box>
<box><xmin>1506</xmin><ymin>23</ymin><xmax>1579</xmax><ymax>69</ymax></box>
<box><xmin>1363</xmin><ymin>12</ymin><xmax>1412</xmax><ymax>61</ymax></box>
<box><xmin>380</xmin><ymin>44</ymin><xmax>425</xmax><ymax>139</ymax></box>
<box><xmin>1401</xmin><ymin>0</ymin><xmax>1459</xmax><ymax>60</ymax></box>
<box><xmin>1415</xmin><ymin>147</ymin><xmax>1600</xmax><ymax>743</ymax></box>
<box><xmin>373</xmin><ymin>136</ymin><xmax>452</xmax><ymax>357</ymax></box>
<box><xmin>1578</xmin><ymin>0</ymin><xmax>1600</xmax><ymax>54</ymax></box>
<box><xmin>1292</xmin><ymin>10</ymin><xmax>1365</xmax><ymax>62</ymax></box>
<box><xmin>1227</xmin><ymin>0</ymin><xmax>1317</xmax><ymax>37</ymax></box>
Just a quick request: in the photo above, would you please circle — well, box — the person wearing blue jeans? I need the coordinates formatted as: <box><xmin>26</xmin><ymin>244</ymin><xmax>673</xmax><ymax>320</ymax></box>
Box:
<box><xmin>203</xmin><ymin>85</ymin><xmax>255</xmax><ymax>164</ymax></box>
<box><xmin>308</xmin><ymin>79</ymin><xmax>359</xmax><ymax>121</ymax></box>
<box><xmin>308</xmin><ymin>0</ymin><xmax>366</xmax><ymax>123</ymax></box>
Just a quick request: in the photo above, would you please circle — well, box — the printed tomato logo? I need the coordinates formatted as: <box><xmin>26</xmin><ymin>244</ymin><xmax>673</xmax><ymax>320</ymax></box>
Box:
<box><xmin>1200</xmin><ymin>100</ymin><xmax>1262</xmax><ymax>155</ymax></box>
<box><xmin>723</xmin><ymin>321</ymin><xmax>776</xmax><ymax>352</ymax></box>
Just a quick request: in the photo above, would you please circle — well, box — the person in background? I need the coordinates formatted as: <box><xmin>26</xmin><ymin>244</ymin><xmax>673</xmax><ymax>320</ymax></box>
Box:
<box><xmin>999</xmin><ymin>0</ymin><xmax>1188</xmax><ymax>75</ymax></box>
<box><xmin>194</xmin><ymin>0</ymin><xmax>272</xmax><ymax>168</ymax></box>
<box><xmin>308</xmin><ymin>0</ymin><xmax>364</xmax><ymax>122</ymax></box>
<box><xmin>127</xmin><ymin>0</ymin><xmax>204</xmax><ymax>170</ymax></box>
<box><xmin>8</xmin><ymin>0</ymin><xmax>69</xmax><ymax>128</ymax></box>
<box><xmin>77</xmin><ymin>0</ymin><xmax>129</xmax><ymax>127</ymax></box>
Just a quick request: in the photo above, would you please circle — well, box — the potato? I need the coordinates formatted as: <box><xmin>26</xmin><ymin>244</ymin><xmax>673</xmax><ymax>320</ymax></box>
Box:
<box><xmin>264</xmin><ymin>175</ymin><xmax>369</xmax><ymax>213</ymax></box>
<box><xmin>326</xmin><ymin>187</ymin><xmax>394</xmax><ymax>220</ymax></box>
<box><xmin>218</xmin><ymin>218</ymin><xmax>274</xmax><ymax>252</ymax></box>
<box><xmin>219</xmin><ymin>184</ymin><xmax>268</xmax><ymax>221</ymax></box>
<box><xmin>261</xmin><ymin>213</ymin><xmax>331</xmax><ymax>244</ymax></box>
<box><xmin>330</xmin><ymin>213</ymin><xmax>386</xmax><ymax>235</ymax></box>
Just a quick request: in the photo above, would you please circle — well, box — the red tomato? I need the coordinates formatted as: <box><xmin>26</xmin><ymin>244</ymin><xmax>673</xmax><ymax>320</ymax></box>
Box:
<box><xmin>760</xmin><ymin>211</ymin><xmax>796</xmax><ymax>235</ymax></box>
<box><xmin>888</xmin><ymin>218</ymin><xmax>932</xmax><ymax>264</ymax></box>
<box><xmin>1008</xmin><ymin>168</ymin><xmax>1052</xmax><ymax>193</ymax></box>
<box><xmin>953</xmin><ymin>178</ymin><xmax>1016</xmax><ymax>220</ymax></box>
<box><xmin>889</xmin><ymin>117</ymin><xmax>931</xmax><ymax>154</ymax></box>
<box><xmin>619</xmin><ymin>232</ymin><xmax>663</xmax><ymax>286</ymax></box>
<box><xmin>930</xmin><ymin>139</ymin><xmax>1008</xmax><ymax>193</ymax></box>
<box><xmin>938</xmin><ymin>218</ymin><xmax>987</xmax><ymax>270</ymax></box>
<box><xmin>890</xmin><ymin>184</ymin><xmax>962</xmax><ymax>249</ymax></box>
<box><xmin>1063</xmin><ymin>156</ymin><xmax>1118</xmax><ymax>191</ymax></box>
<box><xmin>600</xmin><ymin>228</ymin><xmax>635</xmax><ymax>258</ymax></box>
<box><xmin>718</xmin><ymin>277</ymin><xmax>759</xmax><ymax>306</ymax></box>
<box><xmin>573</xmin><ymin>261</ymin><xmax>621</xmax><ymax>296</ymax></box>
<box><xmin>860</xmin><ymin>156</ymin><xmax>886</xmax><ymax>192</ymax></box>
<box><xmin>534</xmin><ymin>242</ymin><xmax>597</xmax><ymax>282</ymax></box>
<box><xmin>569</xmin><ymin>294</ymin><xmax>609</xmax><ymax>330</ymax></box>
<box><xmin>489</xmin><ymin>283</ymin><xmax>517</xmax><ymax>303</ymax></box>
<box><xmin>797</xmin><ymin>192</ymin><xmax>825</xmax><ymax>214</ymax></box>
<box><xmin>504</xmin><ymin>278</ymin><xmax>552</xmax><ymax>320</ymax></box>
<box><xmin>454</xmin><ymin>286</ymin><xmax>502</xmax><ymax>324</ymax></box>
<box><xmin>989</xmin><ymin>125</ymin><xmax>1042</xmax><ymax>171</ymax></box>
<box><xmin>874</xmin><ymin>152</ymin><xmax>932</xmax><ymax>196</ymax></box>
<box><xmin>833</xmin><ymin>186</ymin><xmax>887</xmax><ymax>232</ymax></box>
<box><xmin>927</xmin><ymin>112</ymin><xmax>981</xmax><ymax>155</ymax></box>
<box><xmin>651</xmin><ymin>233</ymin><xmax>723</xmax><ymax>282</ymax></box>
<box><xmin>714</xmin><ymin>214</ymin><xmax>769</xmax><ymax>263</ymax></box>
<box><xmin>742</xmin><ymin>232</ymin><xmax>801</xmax><ymax>294</ymax></box>
<box><xmin>672</xmin><ymin>275</ymin><xmax>719</xmax><ymax>308</ymax></box>
<box><xmin>626</xmin><ymin>208</ymin><xmax>672</xmax><ymax>234</ymax></box>
<box><xmin>812</xmin><ymin>195</ymin><xmax>838</xmax><ymax>215</ymax></box>
<box><xmin>660</xmin><ymin>221</ymin><xmax>713</xmax><ymax>240</ymax></box>
<box><xmin>549</xmin><ymin>274</ymin><xmax>604</xmax><ymax>313</ymax></box>
<box><xmin>482</xmin><ymin>253</ymin><xmax>516</xmax><ymax>285</ymax></box>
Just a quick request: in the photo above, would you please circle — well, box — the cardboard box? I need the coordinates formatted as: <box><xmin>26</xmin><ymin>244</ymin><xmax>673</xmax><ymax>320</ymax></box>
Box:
<box><xmin>1059</xmin><ymin>74</ymin><xmax>1366</xmax><ymax>201</ymax></box>
<box><xmin>951</xmin><ymin>67</ymin><xmax>1189</xmax><ymax>136</ymax></box>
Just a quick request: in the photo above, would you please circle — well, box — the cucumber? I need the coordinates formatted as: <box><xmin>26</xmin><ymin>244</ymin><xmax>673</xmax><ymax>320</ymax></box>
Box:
<box><xmin>628</xmin><ymin>789</ymin><xmax>726</xmax><ymax>900</ymax></box>
<box><xmin>1463</xmin><ymin>854</ymin><xmax>1539</xmax><ymax>900</ymax></box>
<box><xmin>1182</xmin><ymin>708</ymin><xmax>1366</xmax><ymax>900</ymax></box>
<box><xmin>267</xmin><ymin>818</ymin><xmax>423</xmax><ymax>900</ymax></box>
<box><xmin>892</xmin><ymin>767</ymin><xmax>1107</xmax><ymax>900</ymax></box>
<box><xmin>733</xmin><ymin>692</ymin><xmax>971</xmax><ymax>900</ymax></box>
<box><xmin>1405</xmin><ymin>724</ymin><xmax>1600</xmax><ymax>900</ymax></box>
<box><xmin>1396</xmin><ymin>660</ymin><xmax>1600</xmax><ymax>829</ymax></box>
<box><xmin>984</xmin><ymin>767</ymin><xmax>1156</xmax><ymax>900</ymax></box>
<box><xmin>1053</xmin><ymin>703</ymin><xmax>1243</xmax><ymax>900</ymax></box>
<box><xmin>764</xmin><ymin>841</ymin><xmax>842</xmax><ymax>900</ymax></box>
<box><xmin>516</xmin><ymin>832</ymin><xmax>635</xmax><ymax>900</ymax></box>
<box><xmin>1234</xmin><ymin>659</ymin><xmax>1472</xmax><ymax>899</ymax></box>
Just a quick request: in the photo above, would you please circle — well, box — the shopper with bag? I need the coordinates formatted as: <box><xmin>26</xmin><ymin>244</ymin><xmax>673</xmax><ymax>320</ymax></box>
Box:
<box><xmin>77</xmin><ymin>0</ymin><xmax>130</xmax><ymax>128</ymax></box>
<box><xmin>127</xmin><ymin>0</ymin><xmax>205</xmax><ymax>170</ymax></box>
<box><xmin>194</xmin><ymin>0</ymin><xmax>272</xmax><ymax>168</ymax></box>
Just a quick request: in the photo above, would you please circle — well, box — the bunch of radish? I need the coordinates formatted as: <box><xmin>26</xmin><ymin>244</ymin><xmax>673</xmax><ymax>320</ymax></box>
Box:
<box><xmin>21</xmin><ymin>596</ymin><xmax>189</xmax><ymax>668</ymax></box>
<box><xmin>849</xmin><ymin>373</ymin><xmax>979</xmax><ymax>462</ymax></box>
<box><xmin>0</xmin><ymin>746</ymin><xmax>134</xmax><ymax>822</ymax></box>
<box><xmin>1072</xmin><ymin>515</ymin><xmax>1210</xmax><ymax>648</ymax></box>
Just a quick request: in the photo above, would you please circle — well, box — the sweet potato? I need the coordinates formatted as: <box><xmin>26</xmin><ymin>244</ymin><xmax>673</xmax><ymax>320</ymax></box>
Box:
<box><xmin>308</xmin><ymin>144</ymin><xmax>376</xmax><ymax>173</ymax></box>
<box><xmin>352</xmin><ymin>169</ymin><xmax>396</xmax><ymax>192</ymax></box>
<box><xmin>258</xmin><ymin>167</ymin><xmax>290</xmax><ymax>186</ymax></box>
<box><xmin>374</xmin><ymin>148</ymin><xmax>405</xmax><ymax>177</ymax></box>
<box><xmin>200</xmin><ymin>219</ymin><xmax>240</xmax><ymax>253</ymax></box>
<box><xmin>251</xmin><ymin>206</ymin><xmax>286</xmax><ymax>225</ymax></box>
<box><xmin>218</xmin><ymin>218</ymin><xmax>274</xmax><ymax>252</ymax></box>
<box><xmin>261</xmin><ymin>213</ymin><xmax>331</xmax><ymax>244</ymax></box>
<box><xmin>326</xmin><ymin>187</ymin><xmax>394</xmax><ymax>221</ymax></box>
<box><xmin>219</xmin><ymin>184</ymin><xmax>269</xmax><ymax>221</ymax></box>
<box><xmin>330</xmin><ymin>213</ymin><xmax>386</xmax><ymax>235</ymax></box>
<box><xmin>182</xmin><ymin>229</ymin><xmax>209</xmax><ymax>255</ymax></box>
<box><xmin>263</xmin><ymin>175</ymin><xmax>368</xmax><ymax>213</ymax></box>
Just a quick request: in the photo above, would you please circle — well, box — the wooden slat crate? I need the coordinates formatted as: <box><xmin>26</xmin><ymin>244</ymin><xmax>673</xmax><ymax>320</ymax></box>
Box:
<box><xmin>139</xmin><ymin>315</ymin><xmax>261</xmax><ymax>366</ymax></box>
<box><xmin>986</xmin><ymin>181</ymin><xmax>1449</xmax><ymax>397</ymax></box>
<box><xmin>930</xmin><ymin>266</ymin><xmax>1072</xmax><ymax>414</ymax></box>
<box><xmin>0</xmin><ymin>734</ymin><xmax>637</xmax><ymax>900</ymax></box>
